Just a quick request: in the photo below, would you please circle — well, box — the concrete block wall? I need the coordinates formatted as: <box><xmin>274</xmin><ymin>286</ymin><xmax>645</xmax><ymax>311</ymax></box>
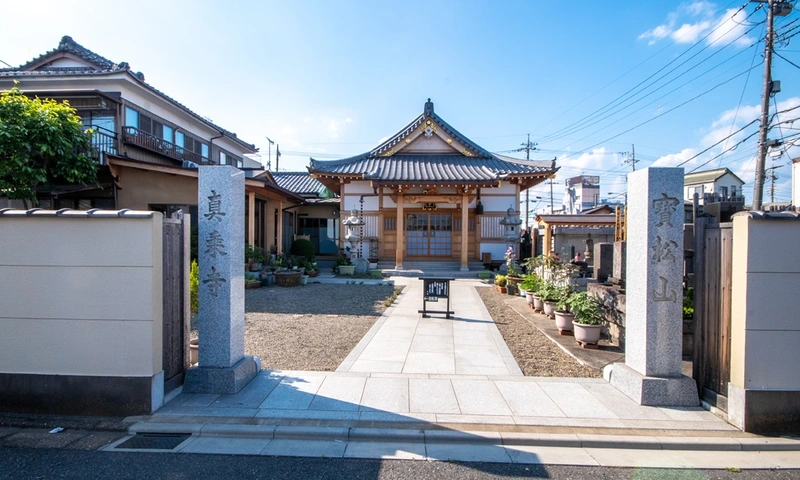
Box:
<box><xmin>0</xmin><ymin>209</ymin><xmax>164</xmax><ymax>415</ymax></box>
<box><xmin>728</xmin><ymin>211</ymin><xmax>800</xmax><ymax>434</ymax></box>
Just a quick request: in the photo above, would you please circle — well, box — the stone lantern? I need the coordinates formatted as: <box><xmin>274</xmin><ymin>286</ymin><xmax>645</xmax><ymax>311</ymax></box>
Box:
<box><xmin>499</xmin><ymin>206</ymin><xmax>523</xmax><ymax>269</ymax></box>
<box><xmin>342</xmin><ymin>208</ymin><xmax>364</xmax><ymax>260</ymax></box>
<box><xmin>499</xmin><ymin>206</ymin><xmax>522</xmax><ymax>241</ymax></box>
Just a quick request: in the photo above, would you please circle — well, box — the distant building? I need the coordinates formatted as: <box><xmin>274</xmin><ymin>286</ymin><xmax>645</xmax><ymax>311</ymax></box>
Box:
<box><xmin>684</xmin><ymin>167</ymin><xmax>745</xmax><ymax>222</ymax></box>
<box><xmin>563</xmin><ymin>175</ymin><xmax>600</xmax><ymax>214</ymax></box>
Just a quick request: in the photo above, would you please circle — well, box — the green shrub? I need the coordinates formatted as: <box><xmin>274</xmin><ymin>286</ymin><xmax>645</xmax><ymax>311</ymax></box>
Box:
<box><xmin>290</xmin><ymin>238</ymin><xmax>315</xmax><ymax>262</ymax></box>
<box><xmin>569</xmin><ymin>292</ymin><xmax>604</xmax><ymax>325</ymax></box>
<box><xmin>190</xmin><ymin>260</ymin><xmax>199</xmax><ymax>314</ymax></box>
<box><xmin>494</xmin><ymin>274</ymin><xmax>507</xmax><ymax>287</ymax></box>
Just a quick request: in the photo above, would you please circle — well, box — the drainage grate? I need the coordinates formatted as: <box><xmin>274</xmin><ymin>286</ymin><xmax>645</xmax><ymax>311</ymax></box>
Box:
<box><xmin>116</xmin><ymin>433</ymin><xmax>191</xmax><ymax>450</ymax></box>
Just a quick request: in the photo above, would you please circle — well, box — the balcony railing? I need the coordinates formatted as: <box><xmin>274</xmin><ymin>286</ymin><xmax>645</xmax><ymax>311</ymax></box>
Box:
<box><xmin>122</xmin><ymin>126</ymin><xmax>208</xmax><ymax>164</ymax></box>
<box><xmin>703</xmin><ymin>192</ymin><xmax>744</xmax><ymax>204</ymax></box>
<box><xmin>89</xmin><ymin>127</ymin><xmax>118</xmax><ymax>164</ymax></box>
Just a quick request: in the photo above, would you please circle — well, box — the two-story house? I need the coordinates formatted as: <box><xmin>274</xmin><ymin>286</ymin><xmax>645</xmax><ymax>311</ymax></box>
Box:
<box><xmin>684</xmin><ymin>167</ymin><xmax>745</xmax><ymax>222</ymax></box>
<box><xmin>0</xmin><ymin>36</ymin><xmax>302</xmax><ymax>254</ymax></box>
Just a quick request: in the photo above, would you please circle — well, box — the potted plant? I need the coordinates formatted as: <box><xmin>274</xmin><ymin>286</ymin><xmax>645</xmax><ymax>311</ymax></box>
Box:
<box><xmin>519</xmin><ymin>274</ymin><xmax>541</xmax><ymax>309</ymax></box>
<box><xmin>304</xmin><ymin>261</ymin><xmax>319</xmax><ymax>278</ymax></box>
<box><xmin>495</xmin><ymin>274</ymin><xmax>507</xmax><ymax>293</ymax></box>
<box><xmin>245</xmin><ymin>276</ymin><xmax>261</xmax><ymax>289</ymax></box>
<box><xmin>539</xmin><ymin>282</ymin><xmax>561</xmax><ymax>317</ymax></box>
<box><xmin>554</xmin><ymin>290</ymin><xmax>576</xmax><ymax>335</ymax></box>
<box><xmin>504</xmin><ymin>246</ymin><xmax>523</xmax><ymax>290</ymax></box>
<box><xmin>300</xmin><ymin>274</ymin><xmax>309</xmax><ymax>286</ymax></box>
<box><xmin>336</xmin><ymin>257</ymin><xmax>355</xmax><ymax>276</ymax></box>
<box><xmin>570</xmin><ymin>292</ymin><xmax>605</xmax><ymax>346</ymax></box>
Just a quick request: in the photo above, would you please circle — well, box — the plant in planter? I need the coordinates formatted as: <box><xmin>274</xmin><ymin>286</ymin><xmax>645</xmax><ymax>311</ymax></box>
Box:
<box><xmin>569</xmin><ymin>292</ymin><xmax>605</xmax><ymax>347</ymax></box>
<box><xmin>504</xmin><ymin>246</ymin><xmax>523</xmax><ymax>288</ymax></box>
<box><xmin>303</xmin><ymin>261</ymin><xmax>319</xmax><ymax>277</ymax></box>
<box><xmin>519</xmin><ymin>273</ymin><xmax>542</xmax><ymax>309</ymax></box>
<box><xmin>335</xmin><ymin>256</ymin><xmax>355</xmax><ymax>276</ymax></box>
<box><xmin>494</xmin><ymin>274</ymin><xmax>507</xmax><ymax>293</ymax></box>
<box><xmin>245</xmin><ymin>276</ymin><xmax>262</xmax><ymax>289</ymax></box>
<box><xmin>245</xmin><ymin>244</ymin><xmax>267</xmax><ymax>271</ymax></box>
<box><xmin>554</xmin><ymin>290</ymin><xmax>577</xmax><ymax>335</ymax></box>
<box><xmin>538</xmin><ymin>282</ymin><xmax>561</xmax><ymax>317</ymax></box>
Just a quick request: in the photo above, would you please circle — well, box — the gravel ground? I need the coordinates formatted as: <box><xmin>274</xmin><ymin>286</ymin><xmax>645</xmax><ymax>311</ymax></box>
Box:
<box><xmin>192</xmin><ymin>284</ymin><xmax>401</xmax><ymax>371</ymax></box>
<box><xmin>477</xmin><ymin>286</ymin><xmax>602</xmax><ymax>378</ymax></box>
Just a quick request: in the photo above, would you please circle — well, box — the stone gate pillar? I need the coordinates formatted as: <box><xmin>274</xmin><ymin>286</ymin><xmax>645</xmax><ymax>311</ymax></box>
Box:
<box><xmin>605</xmin><ymin>167</ymin><xmax>698</xmax><ymax>406</ymax></box>
<box><xmin>184</xmin><ymin>165</ymin><xmax>259</xmax><ymax>394</ymax></box>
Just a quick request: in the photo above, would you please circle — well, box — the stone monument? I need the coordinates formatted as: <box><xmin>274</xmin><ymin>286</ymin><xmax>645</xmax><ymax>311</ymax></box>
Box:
<box><xmin>604</xmin><ymin>168</ymin><xmax>698</xmax><ymax>406</ymax></box>
<box><xmin>184</xmin><ymin>166</ymin><xmax>259</xmax><ymax>394</ymax></box>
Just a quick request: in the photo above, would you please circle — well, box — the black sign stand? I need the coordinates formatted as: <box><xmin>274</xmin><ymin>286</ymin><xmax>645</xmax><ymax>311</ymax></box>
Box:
<box><xmin>418</xmin><ymin>277</ymin><xmax>455</xmax><ymax>319</ymax></box>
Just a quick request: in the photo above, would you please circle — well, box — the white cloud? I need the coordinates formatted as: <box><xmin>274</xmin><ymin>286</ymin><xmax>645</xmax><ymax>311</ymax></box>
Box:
<box><xmin>639</xmin><ymin>3</ymin><xmax>754</xmax><ymax>48</ymax></box>
<box><xmin>652</xmin><ymin>148</ymin><xmax>699</xmax><ymax>168</ymax></box>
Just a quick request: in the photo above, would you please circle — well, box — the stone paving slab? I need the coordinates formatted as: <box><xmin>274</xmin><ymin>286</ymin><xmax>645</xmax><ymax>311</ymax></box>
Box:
<box><xmin>338</xmin><ymin>278</ymin><xmax>522</xmax><ymax>377</ymax></box>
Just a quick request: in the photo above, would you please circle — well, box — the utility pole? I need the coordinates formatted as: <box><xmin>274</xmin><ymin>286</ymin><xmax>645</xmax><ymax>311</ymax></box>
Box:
<box><xmin>266</xmin><ymin>137</ymin><xmax>275</xmax><ymax>171</ymax></box>
<box><xmin>623</xmin><ymin>144</ymin><xmax>638</xmax><ymax>172</ymax></box>
<box><xmin>275</xmin><ymin>144</ymin><xmax>281</xmax><ymax>172</ymax></box>
<box><xmin>752</xmin><ymin>0</ymin><xmax>792</xmax><ymax>210</ymax></box>
<box><xmin>767</xmin><ymin>164</ymin><xmax>783</xmax><ymax>203</ymax></box>
<box><xmin>515</xmin><ymin>134</ymin><xmax>537</xmax><ymax>228</ymax></box>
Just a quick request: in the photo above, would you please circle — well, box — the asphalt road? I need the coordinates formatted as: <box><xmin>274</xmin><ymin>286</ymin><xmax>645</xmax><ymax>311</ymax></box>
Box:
<box><xmin>1</xmin><ymin>448</ymin><xmax>798</xmax><ymax>480</ymax></box>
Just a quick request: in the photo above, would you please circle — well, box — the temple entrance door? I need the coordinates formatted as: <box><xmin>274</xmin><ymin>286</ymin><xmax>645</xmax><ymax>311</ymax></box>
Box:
<box><xmin>406</xmin><ymin>213</ymin><xmax>452</xmax><ymax>256</ymax></box>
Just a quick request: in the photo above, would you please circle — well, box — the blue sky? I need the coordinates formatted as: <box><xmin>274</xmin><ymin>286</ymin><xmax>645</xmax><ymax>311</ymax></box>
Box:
<box><xmin>2</xmin><ymin>0</ymin><xmax>798</xmax><ymax>207</ymax></box>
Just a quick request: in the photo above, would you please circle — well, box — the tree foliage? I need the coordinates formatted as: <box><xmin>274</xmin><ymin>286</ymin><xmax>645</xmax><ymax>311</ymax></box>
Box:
<box><xmin>0</xmin><ymin>84</ymin><xmax>97</xmax><ymax>205</ymax></box>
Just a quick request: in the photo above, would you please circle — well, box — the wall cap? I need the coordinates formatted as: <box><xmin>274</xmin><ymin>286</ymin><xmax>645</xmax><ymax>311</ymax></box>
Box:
<box><xmin>0</xmin><ymin>208</ymin><xmax>157</xmax><ymax>218</ymax></box>
<box><xmin>733</xmin><ymin>211</ymin><xmax>800</xmax><ymax>220</ymax></box>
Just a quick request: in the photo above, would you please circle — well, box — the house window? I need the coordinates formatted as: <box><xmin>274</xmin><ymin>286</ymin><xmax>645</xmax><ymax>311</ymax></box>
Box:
<box><xmin>719</xmin><ymin>186</ymin><xmax>728</xmax><ymax>198</ymax></box>
<box><xmin>163</xmin><ymin>125</ymin><xmax>173</xmax><ymax>143</ymax></box>
<box><xmin>176</xmin><ymin>131</ymin><xmax>184</xmax><ymax>147</ymax></box>
<box><xmin>731</xmin><ymin>186</ymin><xmax>737</xmax><ymax>198</ymax></box>
<box><xmin>220</xmin><ymin>152</ymin><xmax>243</xmax><ymax>168</ymax></box>
<box><xmin>125</xmin><ymin>107</ymin><xmax>138</xmax><ymax>128</ymax></box>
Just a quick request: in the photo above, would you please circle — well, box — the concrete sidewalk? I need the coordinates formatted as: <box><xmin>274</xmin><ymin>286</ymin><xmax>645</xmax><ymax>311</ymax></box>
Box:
<box><xmin>337</xmin><ymin>278</ymin><xmax>521</xmax><ymax>376</ymax></box>
<box><xmin>115</xmin><ymin>276</ymin><xmax>800</xmax><ymax>468</ymax></box>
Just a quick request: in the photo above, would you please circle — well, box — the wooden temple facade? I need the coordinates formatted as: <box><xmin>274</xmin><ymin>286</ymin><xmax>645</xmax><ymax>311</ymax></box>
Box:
<box><xmin>309</xmin><ymin>100</ymin><xmax>557</xmax><ymax>269</ymax></box>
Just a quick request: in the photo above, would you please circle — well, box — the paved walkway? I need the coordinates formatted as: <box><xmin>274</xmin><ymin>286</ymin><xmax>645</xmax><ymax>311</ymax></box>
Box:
<box><xmin>116</xmin><ymin>276</ymin><xmax>800</xmax><ymax>468</ymax></box>
<box><xmin>337</xmin><ymin>279</ymin><xmax>521</xmax><ymax>376</ymax></box>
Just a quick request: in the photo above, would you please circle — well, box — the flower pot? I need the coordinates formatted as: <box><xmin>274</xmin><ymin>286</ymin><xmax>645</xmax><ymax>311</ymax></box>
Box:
<box><xmin>498</xmin><ymin>286</ymin><xmax>507</xmax><ymax>294</ymax></box>
<box><xmin>507</xmin><ymin>276</ymin><xmax>523</xmax><ymax>288</ymax></box>
<box><xmin>573</xmin><ymin>321</ymin><xmax>602</xmax><ymax>345</ymax></box>
<box><xmin>307</xmin><ymin>270</ymin><xmax>318</xmax><ymax>278</ymax></box>
<box><xmin>554</xmin><ymin>311</ymin><xmax>575</xmax><ymax>334</ymax></box>
<box><xmin>275</xmin><ymin>271</ymin><xmax>302</xmax><ymax>287</ymax></box>
<box><xmin>338</xmin><ymin>265</ymin><xmax>355</xmax><ymax>276</ymax></box>
<box><xmin>532</xmin><ymin>295</ymin><xmax>544</xmax><ymax>312</ymax></box>
<box><xmin>524</xmin><ymin>291</ymin><xmax>535</xmax><ymax>308</ymax></box>
<box><xmin>300</xmin><ymin>275</ymin><xmax>308</xmax><ymax>286</ymax></box>
<box><xmin>249</xmin><ymin>262</ymin><xmax>260</xmax><ymax>271</ymax></box>
<box><xmin>507</xmin><ymin>284</ymin><xmax>517</xmax><ymax>296</ymax></box>
<box><xmin>245</xmin><ymin>282</ymin><xmax>261</xmax><ymax>289</ymax></box>
<box><xmin>542</xmin><ymin>301</ymin><xmax>556</xmax><ymax>317</ymax></box>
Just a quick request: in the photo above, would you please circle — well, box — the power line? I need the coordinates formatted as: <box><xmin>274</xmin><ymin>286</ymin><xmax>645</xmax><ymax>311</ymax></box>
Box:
<box><xmin>533</xmin><ymin>3</ymin><xmax>754</xmax><ymax>144</ymax></box>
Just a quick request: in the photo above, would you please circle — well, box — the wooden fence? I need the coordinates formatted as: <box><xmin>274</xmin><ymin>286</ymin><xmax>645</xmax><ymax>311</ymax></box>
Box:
<box><xmin>162</xmin><ymin>211</ymin><xmax>190</xmax><ymax>394</ymax></box>
<box><xmin>692</xmin><ymin>216</ymin><xmax>733</xmax><ymax>412</ymax></box>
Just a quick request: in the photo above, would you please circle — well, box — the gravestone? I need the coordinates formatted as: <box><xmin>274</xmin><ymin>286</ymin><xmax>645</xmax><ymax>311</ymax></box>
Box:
<box><xmin>593</xmin><ymin>242</ymin><xmax>613</xmax><ymax>283</ymax></box>
<box><xmin>612</xmin><ymin>241</ymin><xmax>626</xmax><ymax>282</ymax></box>
<box><xmin>604</xmin><ymin>168</ymin><xmax>698</xmax><ymax>406</ymax></box>
<box><xmin>353</xmin><ymin>257</ymin><xmax>370</xmax><ymax>275</ymax></box>
<box><xmin>184</xmin><ymin>166</ymin><xmax>259</xmax><ymax>394</ymax></box>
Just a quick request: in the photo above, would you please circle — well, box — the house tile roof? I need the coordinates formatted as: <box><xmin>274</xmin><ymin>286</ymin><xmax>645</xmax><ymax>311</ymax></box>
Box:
<box><xmin>272</xmin><ymin>172</ymin><xmax>329</xmax><ymax>196</ymax></box>
<box><xmin>684</xmin><ymin>167</ymin><xmax>745</xmax><ymax>186</ymax></box>
<box><xmin>309</xmin><ymin>100</ymin><xmax>557</xmax><ymax>185</ymax></box>
<box><xmin>0</xmin><ymin>36</ymin><xmax>256</xmax><ymax>152</ymax></box>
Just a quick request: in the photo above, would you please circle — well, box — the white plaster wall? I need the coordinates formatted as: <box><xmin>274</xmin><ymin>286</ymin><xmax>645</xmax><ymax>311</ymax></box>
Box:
<box><xmin>730</xmin><ymin>214</ymin><xmax>800</xmax><ymax>390</ymax></box>
<box><xmin>794</xmin><ymin>161</ymin><xmax>800</xmax><ymax>207</ymax></box>
<box><xmin>479</xmin><ymin>195</ymin><xmax>517</xmax><ymax>212</ymax></box>
<box><xmin>343</xmin><ymin>181</ymin><xmax>375</xmax><ymax>194</ymax></box>
<box><xmin>479</xmin><ymin>242</ymin><xmax>510</xmax><ymax>260</ymax></box>
<box><xmin>0</xmin><ymin>214</ymin><xmax>163</xmax><ymax>377</ymax></box>
<box><xmin>343</xmin><ymin>196</ymin><xmax>379</xmax><ymax>211</ymax></box>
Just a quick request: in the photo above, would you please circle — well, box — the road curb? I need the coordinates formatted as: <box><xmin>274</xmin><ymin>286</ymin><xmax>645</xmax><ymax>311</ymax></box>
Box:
<box><xmin>125</xmin><ymin>421</ymin><xmax>800</xmax><ymax>452</ymax></box>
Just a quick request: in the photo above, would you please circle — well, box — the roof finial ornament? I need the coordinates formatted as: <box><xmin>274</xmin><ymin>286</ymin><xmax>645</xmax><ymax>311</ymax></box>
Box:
<box><xmin>424</xmin><ymin>98</ymin><xmax>433</xmax><ymax>116</ymax></box>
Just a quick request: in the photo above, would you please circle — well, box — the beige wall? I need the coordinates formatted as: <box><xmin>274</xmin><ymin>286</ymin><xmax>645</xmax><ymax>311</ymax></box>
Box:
<box><xmin>117</xmin><ymin>167</ymin><xmax>198</xmax><ymax>210</ymax></box>
<box><xmin>0</xmin><ymin>211</ymin><xmax>163</xmax><ymax>377</ymax></box>
<box><xmin>730</xmin><ymin>214</ymin><xmax>800</xmax><ymax>390</ymax></box>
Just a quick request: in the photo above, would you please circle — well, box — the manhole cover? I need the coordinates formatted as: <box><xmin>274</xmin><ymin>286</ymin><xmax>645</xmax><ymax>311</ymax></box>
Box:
<box><xmin>116</xmin><ymin>433</ymin><xmax>191</xmax><ymax>450</ymax></box>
